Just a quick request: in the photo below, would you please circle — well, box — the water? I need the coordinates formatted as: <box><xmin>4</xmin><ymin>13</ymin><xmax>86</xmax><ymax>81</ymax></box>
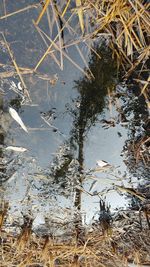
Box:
<box><xmin>0</xmin><ymin>0</ymin><xmax>149</xmax><ymax>230</ymax></box>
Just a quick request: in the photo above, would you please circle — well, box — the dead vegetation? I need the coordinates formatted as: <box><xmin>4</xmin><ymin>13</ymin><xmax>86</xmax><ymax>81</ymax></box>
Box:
<box><xmin>0</xmin><ymin>201</ymin><xmax>150</xmax><ymax>267</ymax></box>
<box><xmin>0</xmin><ymin>0</ymin><xmax>149</xmax><ymax>104</ymax></box>
<box><xmin>131</xmin><ymin>135</ymin><xmax>150</xmax><ymax>165</ymax></box>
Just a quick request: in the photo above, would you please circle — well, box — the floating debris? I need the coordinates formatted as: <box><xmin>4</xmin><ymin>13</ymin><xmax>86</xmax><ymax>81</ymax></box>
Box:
<box><xmin>17</xmin><ymin>82</ymin><xmax>23</xmax><ymax>91</ymax></box>
<box><xmin>5</xmin><ymin>146</ymin><xmax>27</xmax><ymax>152</ymax></box>
<box><xmin>9</xmin><ymin>107</ymin><xmax>28</xmax><ymax>133</ymax></box>
<box><xmin>96</xmin><ymin>160</ymin><xmax>111</xmax><ymax>168</ymax></box>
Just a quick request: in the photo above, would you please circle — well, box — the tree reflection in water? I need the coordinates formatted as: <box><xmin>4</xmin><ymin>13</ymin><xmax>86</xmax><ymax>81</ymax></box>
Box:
<box><xmin>72</xmin><ymin>45</ymin><xmax>117</xmax><ymax>242</ymax></box>
<box><xmin>49</xmin><ymin>44</ymin><xmax>117</xmax><ymax>242</ymax></box>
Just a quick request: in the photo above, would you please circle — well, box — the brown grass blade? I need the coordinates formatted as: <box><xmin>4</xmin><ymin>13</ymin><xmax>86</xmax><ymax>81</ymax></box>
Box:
<box><xmin>0</xmin><ymin>64</ymin><xmax>34</xmax><ymax>78</ymax></box>
<box><xmin>0</xmin><ymin>4</ymin><xmax>39</xmax><ymax>20</ymax></box>
<box><xmin>0</xmin><ymin>202</ymin><xmax>8</xmax><ymax>229</ymax></box>
<box><xmin>140</xmin><ymin>75</ymin><xmax>150</xmax><ymax>96</ymax></box>
<box><xmin>116</xmin><ymin>185</ymin><xmax>146</xmax><ymax>202</ymax></box>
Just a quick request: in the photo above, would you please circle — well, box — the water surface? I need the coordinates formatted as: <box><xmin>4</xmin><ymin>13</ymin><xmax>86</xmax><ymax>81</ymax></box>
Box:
<box><xmin>0</xmin><ymin>0</ymin><xmax>149</xmax><ymax>229</ymax></box>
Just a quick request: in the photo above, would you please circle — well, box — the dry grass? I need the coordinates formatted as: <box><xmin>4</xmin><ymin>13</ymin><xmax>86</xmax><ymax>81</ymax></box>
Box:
<box><xmin>1</xmin><ymin>201</ymin><xmax>150</xmax><ymax>267</ymax></box>
<box><xmin>32</xmin><ymin>0</ymin><xmax>150</xmax><ymax>73</ymax></box>
<box><xmin>0</xmin><ymin>0</ymin><xmax>149</xmax><ymax>104</ymax></box>
<box><xmin>0</xmin><ymin>0</ymin><xmax>149</xmax><ymax>74</ymax></box>
<box><xmin>1</xmin><ymin>222</ymin><xmax>150</xmax><ymax>267</ymax></box>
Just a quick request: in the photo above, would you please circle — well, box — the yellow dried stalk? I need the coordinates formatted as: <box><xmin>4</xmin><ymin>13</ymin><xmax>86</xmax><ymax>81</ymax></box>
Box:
<box><xmin>76</xmin><ymin>0</ymin><xmax>84</xmax><ymax>34</ymax></box>
<box><xmin>89</xmin><ymin>0</ymin><xmax>149</xmax><ymax>73</ymax></box>
<box><xmin>35</xmin><ymin>0</ymin><xmax>51</xmax><ymax>25</ymax></box>
<box><xmin>62</xmin><ymin>0</ymin><xmax>71</xmax><ymax>18</ymax></box>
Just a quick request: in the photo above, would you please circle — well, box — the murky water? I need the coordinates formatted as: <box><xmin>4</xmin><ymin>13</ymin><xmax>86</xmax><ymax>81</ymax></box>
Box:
<box><xmin>0</xmin><ymin>0</ymin><xmax>149</xmax><ymax>233</ymax></box>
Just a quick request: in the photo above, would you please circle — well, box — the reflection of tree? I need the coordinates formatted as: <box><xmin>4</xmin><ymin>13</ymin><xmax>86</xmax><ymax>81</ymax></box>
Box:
<box><xmin>73</xmin><ymin>45</ymin><xmax>117</xmax><ymax>142</ymax></box>
<box><xmin>48</xmin><ymin>44</ymin><xmax>117</xmax><ymax>188</ymax></box>
<box><xmin>40</xmin><ymin>45</ymin><xmax>117</xmax><ymax>242</ymax></box>
<box><xmin>72</xmin><ymin>45</ymin><xmax>117</xmax><ymax>213</ymax></box>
